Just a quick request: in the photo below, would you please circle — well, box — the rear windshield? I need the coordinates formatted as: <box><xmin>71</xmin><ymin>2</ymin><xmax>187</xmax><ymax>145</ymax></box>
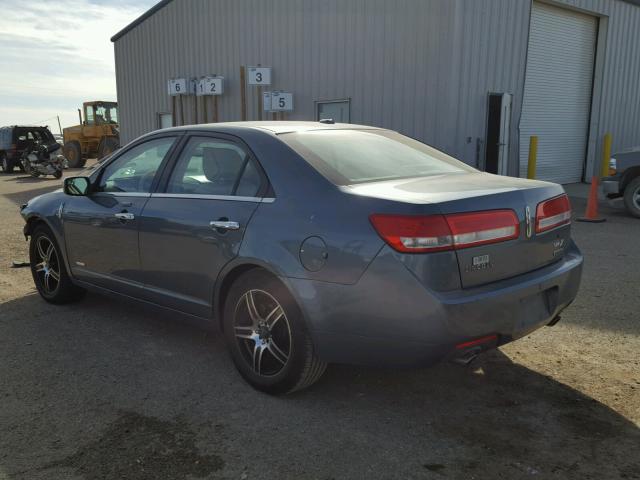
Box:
<box><xmin>279</xmin><ymin>129</ymin><xmax>475</xmax><ymax>185</ymax></box>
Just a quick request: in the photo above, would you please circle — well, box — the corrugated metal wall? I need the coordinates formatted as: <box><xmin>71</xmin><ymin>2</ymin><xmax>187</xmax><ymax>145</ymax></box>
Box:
<box><xmin>114</xmin><ymin>0</ymin><xmax>640</xmax><ymax>180</ymax></box>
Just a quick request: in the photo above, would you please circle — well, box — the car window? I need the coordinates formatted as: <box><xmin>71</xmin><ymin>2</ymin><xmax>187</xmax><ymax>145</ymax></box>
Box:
<box><xmin>167</xmin><ymin>137</ymin><xmax>261</xmax><ymax>196</ymax></box>
<box><xmin>279</xmin><ymin>129</ymin><xmax>476</xmax><ymax>185</ymax></box>
<box><xmin>98</xmin><ymin>137</ymin><xmax>175</xmax><ymax>193</ymax></box>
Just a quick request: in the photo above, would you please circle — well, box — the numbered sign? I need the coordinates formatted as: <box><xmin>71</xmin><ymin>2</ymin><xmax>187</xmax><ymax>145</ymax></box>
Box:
<box><xmin>197</xmin><ymin>77</ymin><xmax>224</xmax><ymax>96</ymax></box>
<box><xmin>168</xmin><ymin>78</ymin><xmax>188</xmax><ymax>96</ymax></box>
<box><xmin>262</xmin><ymin>92</ymin><xmax>272</xmax><ymax>112</ymax></box>
<box><xmin>248</xmin><ymin>67</ymin><xmax>271</xmax><ymax>85</ymax></box>
<box><xmin>271</xmin><ymin>92</ymin><xmax>293</xmax><ymax>111</ymax></box>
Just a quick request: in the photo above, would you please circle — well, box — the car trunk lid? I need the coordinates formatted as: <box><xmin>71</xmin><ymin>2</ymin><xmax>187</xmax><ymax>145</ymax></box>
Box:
<box><xmin>349</xmin><ymin>172</ymin><xmax>572</xmax><ymax>288</ymax></box>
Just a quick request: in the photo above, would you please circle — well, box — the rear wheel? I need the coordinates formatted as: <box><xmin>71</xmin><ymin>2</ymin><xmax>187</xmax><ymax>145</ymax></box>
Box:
<box><xmin>223</xmin><ymin>269</ymin><xmax>327</xmax><ymax>394</ymax></box>
<box><xmin>63</xmin><ymin>141</ymin><xmax>85</xmax><ymax>168</ymax></box>
<box><xmin>623</xmin><ymin>177</ymin><xmax>640</xmax><ymax>218</ymax></box>
<box><xmin>29</xmin><ymin>225</ymin><xmax>85</xmax><ymax>304</ymax></box>
<box><xmin>98</xmin><ymin>137</ymin><xmax>118</xmax><ymax>159</ymax></box>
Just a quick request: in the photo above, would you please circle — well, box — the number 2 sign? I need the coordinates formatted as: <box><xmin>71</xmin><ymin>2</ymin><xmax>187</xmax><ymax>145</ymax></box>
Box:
<box><xmin>196</xmin><ymin>77</ymin><xmax>224</xmax><ymax>96</ymax></box>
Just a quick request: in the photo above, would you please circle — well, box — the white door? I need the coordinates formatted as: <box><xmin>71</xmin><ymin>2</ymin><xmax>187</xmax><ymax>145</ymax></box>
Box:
<box><xmin>498</xmin><ymin>93</ymin><xmax>512</xmax><ymax>176</ymax></box>
<box><xmin>519</xmin><ymin>2</ymin><xmax>597</xmax><ymax>183</ymax></box>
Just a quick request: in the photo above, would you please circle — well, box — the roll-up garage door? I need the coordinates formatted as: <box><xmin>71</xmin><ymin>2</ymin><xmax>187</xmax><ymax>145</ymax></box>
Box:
<box><xmin>519</xmin><ymin>2</ymin><xmax>597</xmax><ymax>183</ymax></box>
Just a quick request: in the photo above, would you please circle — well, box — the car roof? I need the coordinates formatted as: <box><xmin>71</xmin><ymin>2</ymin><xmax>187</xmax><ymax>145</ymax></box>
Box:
<box><xmin>156</xmin><ymin>121</ymin><xmax>386</xmax><ymax>136</ymax></box>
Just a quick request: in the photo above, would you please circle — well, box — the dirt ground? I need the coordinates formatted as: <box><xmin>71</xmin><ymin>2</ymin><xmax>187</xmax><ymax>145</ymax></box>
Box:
<box><xmin>0</xmin><ymin>166</ymin><xmax>638</xmax><ymax>480</ymax></box>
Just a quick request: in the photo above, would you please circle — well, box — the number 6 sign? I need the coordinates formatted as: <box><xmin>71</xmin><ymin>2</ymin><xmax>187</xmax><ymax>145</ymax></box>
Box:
<box><xmin>168</xmin><ymin>78</ymin><xmax>188</xmax><ymax>96</ymax></box>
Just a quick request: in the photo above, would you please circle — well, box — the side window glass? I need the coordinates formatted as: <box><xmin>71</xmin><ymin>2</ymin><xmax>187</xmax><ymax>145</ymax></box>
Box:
<box><xmin>167</xmin><ymin>137</ymin><xmax>258</xmax><ymax>196</ymax></box>
<box><xmin>236</xmin><ymin>160</ymin><xmax>262</xmax><ymax>197</ymax></box>
<box><xmin>98</xmin><ymin>137</ymin><xmax>175</xmax><ymax>193</ymax></box>
<box><xmin>85</xmin><ymin>107</ymin><xmax>94</xmax><ymax>124</ymax></box>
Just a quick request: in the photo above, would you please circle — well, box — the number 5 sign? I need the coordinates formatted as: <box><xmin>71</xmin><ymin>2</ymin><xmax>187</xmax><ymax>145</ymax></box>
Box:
<box><xmin>168</xmin><ymin>78</ymin><xmax>188</xmax><ymax>96</ymax></box>
<box><xmin>247</xmin><ymin>67</ymin><xmax>271</xmax><ymax>85</ymax></box>
<box><xmin>271</xmin><ymin>92</ymin><xmax>293</xmax><ymax>111</ymax></box>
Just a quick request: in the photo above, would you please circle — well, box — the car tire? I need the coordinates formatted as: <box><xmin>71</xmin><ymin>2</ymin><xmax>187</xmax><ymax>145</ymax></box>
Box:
<box><xmin>29</xmin><ymin>225</ymin><xmax>85</xmax><ymax>304</ymax></box>
<box><xmin>623</xmin><ymin>176</ymin><xmax>640</xmax><ymax>218</ymax></box>
<box><xmin>63</xmin><ymin>141</ymin><xmax>85</xmax><ymax>168</ymax></box>
<box><xmin>1</xmin><ymin>155</ymin><xmax>14</xmax><ymax>173</ymax></box>
<box><xmin>223</xmin><ymin>269</ymin><xmax>327</xmax><ymax>394</ymax></box>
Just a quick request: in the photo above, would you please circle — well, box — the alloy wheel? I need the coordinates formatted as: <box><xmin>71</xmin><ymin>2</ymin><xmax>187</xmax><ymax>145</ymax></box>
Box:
<box><xmin>233</xmin><ymin>289</ymin><xmax>292</xmax><ymax>376</ymax></box>
<box><xmin>33</xmin><ymin>236</ymin><xmax>60</xmax><ymax>295</ymax></box>
<box><xmin>633</xmin><ymin>186</ymin><xmax>640</xmax><ymax>210</ymax></box>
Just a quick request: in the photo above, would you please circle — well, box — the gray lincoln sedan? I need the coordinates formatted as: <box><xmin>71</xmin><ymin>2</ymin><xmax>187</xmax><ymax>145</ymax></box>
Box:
<box><xmin>20</xmin><ymin>122</ymin><xmax>583</xmax><ymax>394</ymax></box>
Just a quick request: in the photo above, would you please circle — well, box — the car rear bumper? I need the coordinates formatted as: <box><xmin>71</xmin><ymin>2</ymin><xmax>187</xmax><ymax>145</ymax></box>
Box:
<box><xmin>601</xmin><ymin>178</ymin><xmax>620</xmax><ymax>197</ymax></box>
<box><xmin>285</xmin><ymin>242</ymin><xmax>583</xmax><ymax>367</ymax></box>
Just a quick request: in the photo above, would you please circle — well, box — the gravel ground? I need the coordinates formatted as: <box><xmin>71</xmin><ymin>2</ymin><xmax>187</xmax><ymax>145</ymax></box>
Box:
<box><xmin>0</xmin><ymin>167</ymin><xmax>638</xmax><ymax>480</ymax></box>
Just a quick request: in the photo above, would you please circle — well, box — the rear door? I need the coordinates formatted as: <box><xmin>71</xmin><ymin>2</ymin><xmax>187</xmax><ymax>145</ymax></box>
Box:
<box><xmin>138</xmin><ymin>134</ymin><xmax>268</xmax><ymax>317</ymax></box>
<box><xmin>63</xmin><ymin>135</ymin><xmax>179</xmax><ymax>294</ymax></box>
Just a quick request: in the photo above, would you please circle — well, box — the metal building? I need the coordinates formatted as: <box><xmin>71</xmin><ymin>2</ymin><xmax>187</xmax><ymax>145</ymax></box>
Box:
<box><xmin>112</xmin><ymin>0</ymin><xmax>640</xmax><ymax>184</ymax></box>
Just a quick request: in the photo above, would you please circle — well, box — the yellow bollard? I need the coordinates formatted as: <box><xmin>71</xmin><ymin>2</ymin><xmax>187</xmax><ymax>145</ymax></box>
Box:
<box><xmin>601</xmin><ymin>133</ymin><xmax>612</xmax><ymax>178</ymax></box>
<box><xmin>527</xmin><ymin>136</ymin><xmax>538</xmax><ymax>179</ymax></box>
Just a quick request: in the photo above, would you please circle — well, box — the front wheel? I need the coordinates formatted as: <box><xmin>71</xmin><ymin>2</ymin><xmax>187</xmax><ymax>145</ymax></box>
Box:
<box><xmin>223</xmin><ymin>269</ymin><xmax>327</xmax><ymax>394</ymax></box>
<box><xmin>29</xmin><ymin>225</ymin><xmax>85</xmax><ymax>304</ymax></box>
<box><xmin>53</xmin><ymin>169</ymin><xmax>63</xmax><ymax>179</ymax></box>
<box><xmin>63</xmin><ymin>141</ymin><xmax>85</xmax><ymax>168</ymax></box>
<box><xmin>623</xmin><ymin>176</ymin><xmax>640</xmax><ymax>218</ymax></box>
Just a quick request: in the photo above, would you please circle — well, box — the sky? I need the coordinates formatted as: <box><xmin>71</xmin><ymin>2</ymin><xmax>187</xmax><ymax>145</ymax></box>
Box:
<box><xmin>0</xmin><ymin>0</ymin><xmax>157</xmax><ymax>132</ymax></box>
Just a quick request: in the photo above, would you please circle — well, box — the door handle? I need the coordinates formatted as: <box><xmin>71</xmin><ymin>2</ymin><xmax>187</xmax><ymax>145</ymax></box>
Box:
<box><xmin>114</xmin><ymin>212</ymin><xmax>135</xmax><ymax>221</ymax></box>
<box><xmin>210</xmin><ymin>220</ymin><xmax>240</xmax><ymax>231</ymax></box>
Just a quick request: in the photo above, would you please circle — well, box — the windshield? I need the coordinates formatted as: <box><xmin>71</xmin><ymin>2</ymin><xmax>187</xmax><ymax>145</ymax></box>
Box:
<box><xmin>279</xmin><ymin>129</ymin><xmax>475</xmax><ymax>185</ymax></box>
<box><xmin>95</xmin><ymin>104</ymin><xmax>118</xmax><ymax>124</ymax></box>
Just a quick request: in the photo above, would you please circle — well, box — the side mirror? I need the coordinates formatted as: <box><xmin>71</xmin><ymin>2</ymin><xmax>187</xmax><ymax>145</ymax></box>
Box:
<box><xmin>64</xmin><ymin>176</ymin><xmax>90</xmax><ymax>196</ymax></box>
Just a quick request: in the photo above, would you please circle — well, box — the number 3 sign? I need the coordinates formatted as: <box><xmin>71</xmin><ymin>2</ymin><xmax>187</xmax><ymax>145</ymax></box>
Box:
<box><xmin>248</xmin><ymin>67</ymin><xmax>271</xmax><ymax>85</ymax></box>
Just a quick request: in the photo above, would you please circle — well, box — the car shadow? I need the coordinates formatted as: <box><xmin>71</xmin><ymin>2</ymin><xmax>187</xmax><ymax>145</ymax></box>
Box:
<box><xmin>0</xmin><ymin>185</ymin><xmax>63</xmax><ymax>208</ymax></box>
<box><xmin>1</xmin><ymin>291</ymin><xmax>638</xmax><ymax>480</ymax></box>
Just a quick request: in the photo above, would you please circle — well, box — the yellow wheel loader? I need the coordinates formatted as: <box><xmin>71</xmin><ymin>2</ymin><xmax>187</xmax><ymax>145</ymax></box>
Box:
<box><xmin>63</xmin><ymin>101</ymin><xmax>119</xmax><ymax>168</ymax></box>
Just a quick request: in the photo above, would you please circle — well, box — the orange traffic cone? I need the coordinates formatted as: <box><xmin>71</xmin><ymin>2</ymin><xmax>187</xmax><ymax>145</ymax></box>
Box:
<box><xmin>576</xmin><ymin>176</ymin><xmax>606</xmax><ymax>223</ymax></box>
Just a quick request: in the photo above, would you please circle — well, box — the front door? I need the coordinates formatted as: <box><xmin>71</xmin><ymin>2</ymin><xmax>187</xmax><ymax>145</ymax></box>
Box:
<box><xmin>138</xmin><ymin>135</ymin><xmax>267</xmax><ymax>317</ymax></box>
<box><xmin>63</xmin><ymin>135</ymin><xmax>178</xmax><ymax>294</ymax></box>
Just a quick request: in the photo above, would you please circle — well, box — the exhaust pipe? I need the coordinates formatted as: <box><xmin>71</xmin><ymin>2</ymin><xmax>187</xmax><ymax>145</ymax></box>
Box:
<box><xmin>451</xmin><ymin>346</ymin><xmax>481</xmax><ymax>366</ymax></box>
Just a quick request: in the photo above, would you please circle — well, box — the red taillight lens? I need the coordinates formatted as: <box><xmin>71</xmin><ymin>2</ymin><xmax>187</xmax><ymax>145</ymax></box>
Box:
<box><xmin>445</xmin><ymin>210</ymin><xmax>519</xmax><ymax>248</ymax></box>
<box><xmin>369</xmin><ymin>214</ymin><xmax>453</xmax><ymax>252</ymax></box>
<box><xmin>370</xmin><ymin>209</ymin><xmax>519</xmax><ymax>253</ymax></box>
<box><xmin>536</xmin><ymin>194</ymin><xmax>571</xmax><ymax>233</ymax></box>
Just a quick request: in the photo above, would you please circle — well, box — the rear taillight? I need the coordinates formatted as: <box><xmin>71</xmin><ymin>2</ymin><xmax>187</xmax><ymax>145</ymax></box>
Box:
<box><xmin>369</xmin><ymin>214</ymin><xmax>453</xmax><ymax>252</ymax></box>
<box><xmin>535</xmin><ymin>194</ymin><xmax>571</xmax><ymax>233</ymax></box>
<box><xmin>370</xmin><ymin>209</ymin><xmax>519</xmax><ymax>253</ymax></box>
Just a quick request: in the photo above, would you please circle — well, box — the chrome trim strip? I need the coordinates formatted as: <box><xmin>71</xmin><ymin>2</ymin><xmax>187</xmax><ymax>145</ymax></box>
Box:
<box><xmin>93</xmin><ymin>192</ymin><xmax>151</xmax><ymax>198</ymax></box>
<box><xmin>150</xmin><ymin>193</ymin><xmax>275</xmax><ymax>203</ymax></box>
